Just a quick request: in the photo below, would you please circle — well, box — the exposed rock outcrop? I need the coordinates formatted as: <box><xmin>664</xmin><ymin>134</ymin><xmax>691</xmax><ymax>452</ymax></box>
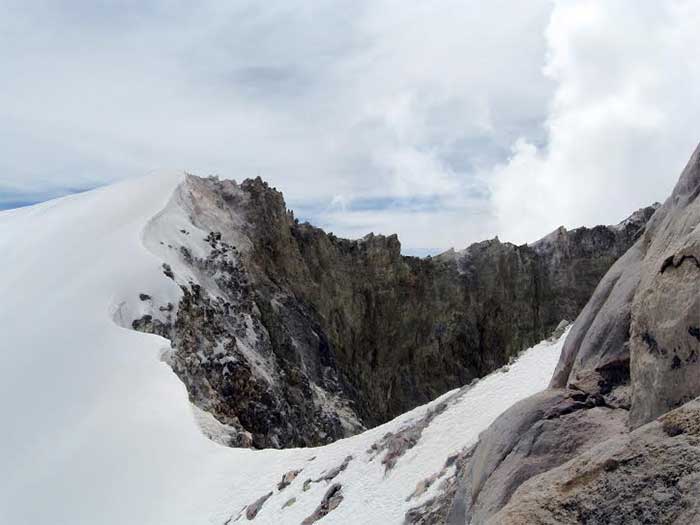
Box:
<box><xmin>245</xmin><ymin>491</ymin><xmax>272</xmax><ymax>520</ymax></box>
<box><xmin>368</xmin><ymin>398</ymin><xmax>452</xmax><ymax>472</ymax></box>
<box><xmin>130</xmin><ymin>173</ymin><xmax>655</xmax><ymax>449</ymax></box>
<box><xmin>552</xmin><ymin>143</ymin><xmax>700</xmax><ymax>427</ymax></box>
<box><xmin>447</xmin><ymin>389</ymin><xmax>627</xmax><ymax>524</ymax></box>
<box><xmin>277</xmin><ymin>469</ymin><xmax>301</xmax><ymax>491</ymax></box>
<box><xmin>436</xmin><ymin>143</ymin><xmax>700</xmax><ymax>524</ymax></box>
<box><xmin>405</xmin><ymin>447</ymin><xmax>474</xmax><ymax>525</ymax></box>
<box><xmin>490</xmin><ymin>399</ymin><xmax>700</xmax><ymax>525</ymax></box>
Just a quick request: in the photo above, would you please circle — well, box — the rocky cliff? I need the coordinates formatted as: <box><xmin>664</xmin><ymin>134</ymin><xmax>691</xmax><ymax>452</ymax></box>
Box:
<box><xmin>129</xmin><ymin>174</ymin><xmax>655</xmax><ymax>449</ymax></box>
<box><xmin>435</xmin><ymin>143</ymin><xmax>700</xmax><ymax>525</ymax></box>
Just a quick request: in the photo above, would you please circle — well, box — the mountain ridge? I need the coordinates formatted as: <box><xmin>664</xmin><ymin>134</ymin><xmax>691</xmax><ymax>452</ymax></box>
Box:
<box><xmin>128</xmin><ymin>173</ymin><xmax>657</xmax><ymax>448</ymax></box>
<box><xmin>1</xmin><ymin>152</ymin><xmax>690</xmax><ymax>524</ymax></box>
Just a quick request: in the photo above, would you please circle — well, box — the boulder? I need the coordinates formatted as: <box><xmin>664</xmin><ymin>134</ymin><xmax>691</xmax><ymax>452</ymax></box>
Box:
<box><xmin>490</xmin><ymin>398</ymin><xmax>700</xmax><ymax>525</ymax></box>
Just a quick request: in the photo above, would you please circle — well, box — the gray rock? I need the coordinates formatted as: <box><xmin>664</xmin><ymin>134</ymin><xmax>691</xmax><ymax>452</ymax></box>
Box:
<box><xmin>548</xmin><ymin>319</ymin><xmax>570</xmax><ymax>341</ymax></box>
<box><xmin>368</xmin><ymin>400</ymin><xmax>450</xmax><ymax>472</ymax></box>
<box><xmin>131</xmin><ymin>314</ymin><xmax>171</xmax><ymax>339</ymax></box>
<box><xmin>276</xmin><ymin>469</ymin><xmax>301</xmax><ymax>491</ymax></box>
<box><xmin>551</xmin><ymin>143</ymin><xmax>700</xmax><ymax>427</ymax></box>
<box><xmin>490</xmin><ymin>398</ymin><xmax>700</xmax><ymax>525</ymax></box>
<box><xmin>245</xmin><ymin>491</ymin><xmax>272</xmax><ymax>520</ymax></box>
<box><xmin>449</xmin><ymin>390</ymin><xmax>626</xmax><ymax>524</ymax></box>
<box><xmin>630</xmin><ymin>143</ymin><xmax>700</xmax><ymax>427</ymax></box>
<box><xmin>301</xmin><ymin>483</ymin><xmax>344</xmax><ymax>524</ymax></box>
<box><xmin>313</xmin><ymin>455</ymin><xmax>352</xmax><ymax>483</ymax></box>
<box><xmin>549</xmin><ymin>241</ymin><xmax>643</xmax><ymax>401</ymax></box>
<box><xmin>405</xmin><ymin>446</ymin><xmax>474</xmax><ymax>524</ymax></box>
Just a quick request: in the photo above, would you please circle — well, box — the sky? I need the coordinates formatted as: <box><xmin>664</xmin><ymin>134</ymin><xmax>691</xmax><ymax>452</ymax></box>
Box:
<box><xmin>2</xmin><ymin>1</ymin><xmax>699</xmax><ymax>254</ymax></box>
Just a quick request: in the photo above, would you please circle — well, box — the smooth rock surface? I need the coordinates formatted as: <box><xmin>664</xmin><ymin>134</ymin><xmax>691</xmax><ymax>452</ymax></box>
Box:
<box><xmin>490</xmin><ymin>398</ymin><xmax>700</xmax><ymax>525</ymax></box>
<box><xmin>449</xmin><ymin>389</ymin><xmax>627</xmax><ymax>524</ymax></box>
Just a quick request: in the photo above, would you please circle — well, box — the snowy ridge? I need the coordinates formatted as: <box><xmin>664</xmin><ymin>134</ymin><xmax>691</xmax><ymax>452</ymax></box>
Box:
<box><xmin>0</xmin><ymin>173</ymin><xmax>567</xmax><ymax>524</ymax></box>
<box><xmin>221</xmin><ymin>331</ymin><xmax>568</xmax><ymax>525</ymax></box>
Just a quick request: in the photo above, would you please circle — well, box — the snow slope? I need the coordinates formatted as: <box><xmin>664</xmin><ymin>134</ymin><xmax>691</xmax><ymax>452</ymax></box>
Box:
<box><xmin>0</xmin><ymin>173</ymin><xmax>568</xmax><ymax>524</ymax></box>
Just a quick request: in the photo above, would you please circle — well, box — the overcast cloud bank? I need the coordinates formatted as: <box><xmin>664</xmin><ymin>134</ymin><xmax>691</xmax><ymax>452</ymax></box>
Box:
<box><xmin>1</xmin><ymin>1</ymin><xmax>698</xmax><ymax>252</ymax></box>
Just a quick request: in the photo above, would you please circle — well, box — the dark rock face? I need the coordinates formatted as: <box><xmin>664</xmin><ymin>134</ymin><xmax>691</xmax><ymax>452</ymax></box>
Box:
<box><xmin>132</xmin><ymin>173</ymin><xmax>655</xmax><ymax>449</ymax></box>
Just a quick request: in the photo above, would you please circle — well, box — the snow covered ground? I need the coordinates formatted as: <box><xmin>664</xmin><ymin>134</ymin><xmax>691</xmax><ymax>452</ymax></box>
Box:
<box><xmin>0</xmin><ymin>173</ymin><xmax>568</xmax><ymax>525</ymax></box>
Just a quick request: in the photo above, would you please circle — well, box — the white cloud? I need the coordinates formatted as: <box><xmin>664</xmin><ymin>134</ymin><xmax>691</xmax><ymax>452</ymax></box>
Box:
<box><xmin>3</xmin><ymin>1</ymin><xmax>698</xmax><ymax>252</ymax></box>
<box><xmin>0</xmin><ymin>0</ymin><xmax>552</xmax><ymax>251</ymax></box>
<box><xmin>490</xmin><ymin>0</ymin><xmax>700</xmax><ymax>244</ymax></box>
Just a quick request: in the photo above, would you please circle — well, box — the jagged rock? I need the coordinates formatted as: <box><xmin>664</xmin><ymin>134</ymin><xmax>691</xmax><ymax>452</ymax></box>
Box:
<box><xmin>162</xmin><ymin>263</ymin><xmax>174</xmax><ymax>279</ymax></box>
<box><xmin>548</xmin><ymin>319</ymin><xmax>570</xmax><ymax>341</ymax></box>
<box><xmin>133</xmin><ymin>173</ymin><xmax>654</xmax><ymax>448</ymax></box>
<box><xmin>301</xmin><ymin>483</ymin><xmax>344</xmax><ymax>524</ymax></box>
<box><xmin>299</xmin><ymin>455</ymin><xmax>353</xmax><ymax>494</ymax></box>
<box><xmin>407</xmin><ymin>450</ymin><xmax>468</xmax><ymax>503</ymax></box>
<box><xmin>408</xmin><ymin>476</ymin><xmax>437</xmax><ymax>501</ymax></box>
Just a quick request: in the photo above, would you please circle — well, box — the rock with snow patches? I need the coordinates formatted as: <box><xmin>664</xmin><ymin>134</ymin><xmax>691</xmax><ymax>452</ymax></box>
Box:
<box><xmin>0</xmin><ymin>157</ymin><xmax>668</xmax><ymax>525</ymax></box>
<box><xmin>0</xmin><ymin>183</ymin><xmax>572</xmax><ymax>525</ymax></box>
<box><xmin>301</xmin><ymin>483</ymin><xmax>344</xmax><ymax>524</ymax></box>
<box><xmin>244</xmin><ymin>491</ymin><xmax>272</xmax><ymax>520</ymax></box>
<box><xmin>277</xmin><ymin>469</ymin><xmax>301</xmax><ymax>491</ymax></box>
<box><xmin>128</xmin><ymin>173</ymin><xmax>655</xmax><ymax>449</ymax></box>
